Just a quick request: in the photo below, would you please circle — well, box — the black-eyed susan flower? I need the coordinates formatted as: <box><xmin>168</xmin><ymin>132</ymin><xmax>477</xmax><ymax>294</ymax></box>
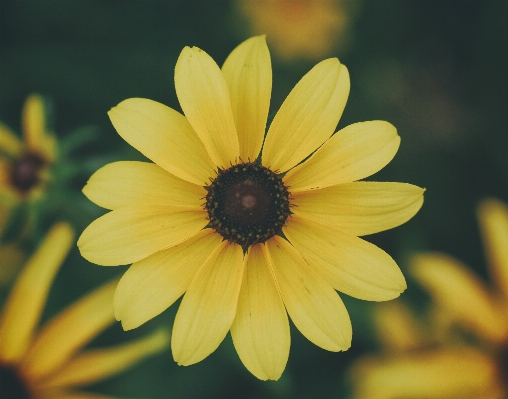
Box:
<box><xmin>350</xmin><ymin>199</ymin><xmax>508</xmax><ymax>399</ymax></box>
<box><xmin>0</xmin><ymin>94</ymin><xmax>55</xmax><ymax>206</ymax></box>
<box><xmin>0</xmin><ymin>223</ymin><xmax>170</xmax><ymax>399</ymax></box>
<box><xmin>78</xmin><ymin>35</ymin><xmax>424</xmax><ymax>380</ymax></box>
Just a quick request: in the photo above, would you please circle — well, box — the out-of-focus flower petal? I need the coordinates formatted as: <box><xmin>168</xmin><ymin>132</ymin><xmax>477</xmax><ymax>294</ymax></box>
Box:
<box><xmin>20</xmin><ymin>279</ymin><xmax>118</xmax><ymax>381</ymax></box>
<box><xmin>0</xmin><ymin>223</ymin><xmax>74</xmax><ymax>364</ymax></box>
<box><xmin>411</xmin><ymin>253</ymin><xmax>507</xmax><ymax>343</ymax></box>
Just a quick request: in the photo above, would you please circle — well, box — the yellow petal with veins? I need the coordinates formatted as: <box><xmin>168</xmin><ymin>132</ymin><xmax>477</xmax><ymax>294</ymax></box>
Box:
<box><xmin>262</xmin><ymin>59</ymin><xmax>349</xmax><ymax>173</ymax></box>
<box><xmin>231</xmin><ymin>244</ymin><xmax>290</xmax><ymax>380</ymax></box>
<box><xmin>172</xmin><ymin>241</ymin><xmax>244</xmax><ymax>366</ymax></box>
<box><xmin>175</xmin><ymin>46</ymin><xmax>240</xmax><ymax>168</ymax></box>
<box><xmin>264</xmin><ymin>236</ymin><xmax>352</xmax><ymax>351</ymax></box>
<box><xmin>222</xmin><ymin>35</ymin><xmax>271</xmax><ymax>161</ymax></box>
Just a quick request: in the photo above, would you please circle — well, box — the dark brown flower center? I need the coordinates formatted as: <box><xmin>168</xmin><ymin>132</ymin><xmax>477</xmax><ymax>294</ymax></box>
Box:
<box><xmin>9</xmin><ymin>152</ymin><xmax>47</xmax><ymax>193</ymax></box>
<box><xmin>205</xmin><ymin>162</ymin><xmax>291</xmax><ymax>247</ymax></box>
<box><xmin>0</xmin><ymin>364</ymin><xmax>31</xmax><ymax>399</ymax></box>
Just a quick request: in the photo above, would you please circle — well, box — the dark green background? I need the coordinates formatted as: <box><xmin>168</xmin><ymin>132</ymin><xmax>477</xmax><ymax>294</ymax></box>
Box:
<box><xmin>1</xmin><ymin>1</ymin><xmax>507</xmax><ymax>398</ymax></box>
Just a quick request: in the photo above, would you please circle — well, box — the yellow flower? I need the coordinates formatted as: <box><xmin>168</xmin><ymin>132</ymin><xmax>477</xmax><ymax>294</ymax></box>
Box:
<box><xmin>0</xmin><ymin>94</ymin><xmax>56</xmax><ymax>206</ymax></box>
<box><xmin>0</xmin><ymin>223</ymin><xmax>170</xmax><ymax>399</ymax></box>
<box><xmin>78</xmin><ymin>36</ymin><xmax>424</xmax><ymax>380</ymax></box>
<box><xmin>238</xmin><ymin>0</ymin><xmax>353</xmax><ymax>61</ymax></box>
<box><xmin>349</xmin><ymin>199</ymin><xmax>508</xmax><ymax>399</ymax></box>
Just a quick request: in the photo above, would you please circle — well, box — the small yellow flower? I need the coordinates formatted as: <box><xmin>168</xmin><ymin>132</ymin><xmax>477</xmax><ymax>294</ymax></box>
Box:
<box><xmin>238</xmin><ymin>0</ymin><xmax>353</xmax><ymax>61</ymax></box>
<box><xmin>78</xmin><ymin>36</ymin><xmax>424</xmax><ymax>380</ymax></box>
<box><xmin>0</xmin><ymin>94</ymin><xmax>56</xmax><ymax>206</ymax></box>
<box><xmin>350</xmin><ymin>199</ymin><xmax>508</xmax><ymax>399</ymax></box>
<box><xmin>0</xmin><ymin>223</ymin><xmax>169</xmax><ymax>399</ymax></box>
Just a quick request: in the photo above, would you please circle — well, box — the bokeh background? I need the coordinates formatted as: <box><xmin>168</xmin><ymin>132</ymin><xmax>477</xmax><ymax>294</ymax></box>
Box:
<box><xmin>1</xmin><ymin>1</ymin><xmax>508</xmax><ymax>398</ymax></box>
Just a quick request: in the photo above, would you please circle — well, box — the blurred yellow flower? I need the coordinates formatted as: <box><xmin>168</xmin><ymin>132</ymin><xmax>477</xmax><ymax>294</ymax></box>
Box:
<box><xmin>0</xmin><ymin>94</ymin><xmax>56</xmax><ymax>207</ymax></box>
<box><xmin>0</xmin><ymin>223</ymin><xmax>170</xmax><ymax>399</ymax></box>
<box><xmin>350</xmin><ymin>198</ymin><xmax>508</xmax><ymax>399</ymax></box>
<box><xmin>78</xmin><ymin>35</ymin><xmax>424</xmax><ymax>380</ymax></box>
<box><xmin>238</xmin><ymin>0</ymin><xmax>354</xmax><ymax>61</ymax></box>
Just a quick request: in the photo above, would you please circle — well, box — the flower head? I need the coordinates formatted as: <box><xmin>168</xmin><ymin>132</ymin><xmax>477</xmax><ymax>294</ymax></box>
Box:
<box><xmin>238</xmin><ymin>0</ymin><xmax>353</xmax><ymax>61</ymax></box>
<box><xmin>0</xmin><ymin>223</ymin><xmax>169</xmax><ymax>398</ymax></box>
<box><xmin>0</xmin><ymin>94</ymin><xmax>56</xmax><ymax>206</ymax></box>
<box><xmin>350</xmin><ymin>198</ymin><xmax>508</xmax><ymax>398</ymax></box>
<box><xmin>78</xmin><ymin>36</ymin><xmax>424</xmax><ymax>380</ymax></box>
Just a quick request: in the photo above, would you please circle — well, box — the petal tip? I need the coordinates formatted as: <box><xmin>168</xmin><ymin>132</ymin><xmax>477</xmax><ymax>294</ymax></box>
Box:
<box><xmin>120</xmin><ymin>319</ymin><xmax>136</xmax><ymax>332</ymax></box>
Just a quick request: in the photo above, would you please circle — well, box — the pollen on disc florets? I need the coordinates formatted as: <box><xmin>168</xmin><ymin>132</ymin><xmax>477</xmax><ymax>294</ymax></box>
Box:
<box><xmin>205</xmin><ymin>162</ymin><xmax>291</xmax><ymax>247</ymax></box>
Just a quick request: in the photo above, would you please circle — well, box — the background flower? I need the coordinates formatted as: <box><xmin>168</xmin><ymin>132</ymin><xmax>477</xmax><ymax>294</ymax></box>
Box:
<box><xmin>349</xmin><ymin>198</ymin><xmax>508</xmax><ymax>399</ymax></box>
<box><xmin>236</xmin><ymin>0</ymin><xmax>360</xmax><ymax>61</ymax></box>
<box><xmin>0</xmin><ymin>94</ymin><xmax>55</xmax><ymax>207</ymax></box>
<box><xmin>0</xmin><ymin>222</ymin><xmax>170</xmax><ymax>399</ymax></box>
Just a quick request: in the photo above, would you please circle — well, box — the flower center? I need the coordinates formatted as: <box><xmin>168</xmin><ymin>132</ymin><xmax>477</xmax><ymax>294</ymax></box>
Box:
<box><xmin>0</xmin><ymin>364</ymin><xmax>31</xmax><ymax>399</ymax></box>
<box><xmin>9</xmin><ymin>152</ymin><xmax>47</xmax><ymax>194</ymax></box>
<box><xmin>205</xmin><ymin>162</ymin><xmax>291</xmax><ymax>247</ymax></box>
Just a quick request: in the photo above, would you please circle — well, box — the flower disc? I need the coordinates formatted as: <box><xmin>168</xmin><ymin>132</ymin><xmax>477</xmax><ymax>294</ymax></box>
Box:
<box><xmin>0</xmin><ymin>365</ymin><xmax>30</xmax><ymax>399</ymax></box>
<box><xmin>205</xmin><ymin>162</ymin><xmax>290</xmax><ymax>247</ymax></box>
<box><xmin>9</xmin><ymin>152</ymin><xmax>46</xmax><ymax>193</ymax></box>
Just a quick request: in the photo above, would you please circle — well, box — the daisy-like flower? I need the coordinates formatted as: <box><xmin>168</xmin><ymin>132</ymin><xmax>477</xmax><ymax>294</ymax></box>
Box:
<box><xmin>350</xmin><ymin>199</ymin><xmax>508</xmax><ymax>399</ymax></box>
<box><xmin>0</xmin><ymin>94</ymin><xmax>55</xmax><ymax>207</ymax></box>
<box><xmin>0</xmin><ymin>223</ymin><xmax>169</xmax><ymax>399</ymax></box>
<box><xmin>238</xmin><ymin>0</ymin><xmax>351</xmax><ymax>61</ymax></box>
<box><xmin>78</xmin><ymin>36</ymin><xmax>424</xmax><ymax>380</ymax></box>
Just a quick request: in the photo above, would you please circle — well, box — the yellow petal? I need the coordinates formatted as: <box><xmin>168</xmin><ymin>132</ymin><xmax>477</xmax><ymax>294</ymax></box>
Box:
<box><xmin>175</xmin><ymin>46</ymin><xmax>240</xmax><ymax>168</ymax></box>
<box><xmin>230</xmin><ymin>244</ymin><xmax>290</xmax><ymax>380</ymax></box>
<box><xmin>283</xmin><ymin>216</ymin><xmax>406</xmax><ymax>301</ymax></box>
<box><xmin>22</xmin><ymin>94</ymin><xmax>45</xmax><ymax>152</ymax></box>
<box><xmin>20</xmin><ymin>279</ymin><xmax>118</xmax><ymax>381</ymax></box>
<box><xmin>0</xmin><ymin>121</ymin><xmax>22</xmax><ymax>156</ymax></box>
<box><xmin>264</xmin><ymin>236</ymin><xmax>351</xmax><ymax>351</ymax></box>
<box><xmin>284</xmin><ymin>121</ymin><xmax>401</xmax><ymax>191</ymax></box>
<box><xmin>40</xmin><ymin>329</ymin><xmax>169</xmax><ymax>388</ymax></box>
<box><xmin>108</xmin><ymin>98</ymin><xmax>216</xmax><ymax>185</ymax></box>
<box><xmin>222</xmin><ymin>35</ymin><xmax>271</xmax><ymax>161</ymax></box>
<box><xmin>291</xmin><ymin>182</ymin><xmax>424</xmax><ymax>236</ymax></box>
<box><xmin>172</xmin><ymin>241</ymin><xmax>244</xmax><ymax>365</ymax></box>
<box><xmin>0</xmin><ymin>223</ymin><xmax>74</xmax><ymax>363</ymax></box>
<box><xmin>411</xmin><ymin>253</ymin><xmax>507</xmax><ymax>342</ymax></box>
<box><xmin>77</xmin><ymin>205</ymin><xmax>208</xmax><ymax>266</ymax></box>
<box><xmin>477</xmin><ymin>198</ymin><xmax>508</xmax><ymax>302</ymax></box>
<box><xmin>351</xmin><ymin>349</ymin><xmax>502</xmax><ymax>399</ymax></box>
<box><xmin>83</xmin><ymin>161</ymin><xmax>205</xmax><ymax>210</ymax></box>
<box><xmin>114</xmin><ymin>230</ymin><xmax>223</xmax><ymax>330</ymax></box>
<box><xmin>262</xmin><ymin>59</ymin><xmax>349</xmax><ymax>173</ymax></box>
<box><xmin>374</xmin><ymin>301</ymin><xmax>424</xmax><ymax>352</ymax></box>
